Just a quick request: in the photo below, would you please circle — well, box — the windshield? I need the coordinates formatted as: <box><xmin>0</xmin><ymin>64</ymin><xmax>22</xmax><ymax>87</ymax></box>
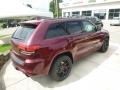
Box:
<box><xmin>12</xmin><ymin>26</ymin><xmax>35</xmax><ymax>42</ymax></box>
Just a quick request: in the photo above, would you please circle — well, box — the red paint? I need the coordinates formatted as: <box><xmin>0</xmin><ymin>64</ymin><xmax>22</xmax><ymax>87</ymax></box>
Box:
<box><xmin>10</xmin><ymin>18</ymin><xmax>109</xmax><ymax>76</ymax></box>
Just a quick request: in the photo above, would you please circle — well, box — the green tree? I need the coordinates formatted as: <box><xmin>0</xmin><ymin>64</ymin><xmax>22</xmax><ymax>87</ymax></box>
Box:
<box><xmin>89</xmin><ymin>0</ymin><xmax>96</xmax><ymax>3</ymax></box>
<box><xmin>49</xmin><ymin>0</ymin><xmax>56</xmax><ymax>17</ymax></box>
<box><xmin>49</xmin><ymin>0</ymin><xmax>62</xmax><ymax>17</ymax></box>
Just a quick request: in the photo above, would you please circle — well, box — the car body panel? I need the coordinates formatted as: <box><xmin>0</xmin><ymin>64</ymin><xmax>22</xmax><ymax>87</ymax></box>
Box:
<box><xmin>10</xmin><ymin>18</ymin><xmax>109</xmax><ymax>76</ymax></box>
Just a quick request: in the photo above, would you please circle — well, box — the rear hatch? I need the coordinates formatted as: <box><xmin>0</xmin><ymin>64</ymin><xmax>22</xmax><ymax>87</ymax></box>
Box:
<box><xmin>11</xmin><ymin>23</ymin><xmax>38</xmax><ymax>60</ymax></box>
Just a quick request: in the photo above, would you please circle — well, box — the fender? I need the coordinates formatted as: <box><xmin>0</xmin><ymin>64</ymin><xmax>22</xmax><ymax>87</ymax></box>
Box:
<box><xmin>46</xmin><ymin>50</ymin><xmax>73</xmax><ymax>74</ymax></box>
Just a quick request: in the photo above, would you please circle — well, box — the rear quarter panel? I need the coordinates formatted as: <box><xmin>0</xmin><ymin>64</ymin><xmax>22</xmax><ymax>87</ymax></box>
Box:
<box><xmin>38</xmin><ymin>36</ymin><xmax>72</xmax><ymax>74</ymax></box>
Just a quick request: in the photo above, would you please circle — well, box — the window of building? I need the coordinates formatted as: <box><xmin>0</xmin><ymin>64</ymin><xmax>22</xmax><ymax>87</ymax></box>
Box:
<box><xmin>94</xmin><ymin>9</ymin><xmax>106</xmax><ymax>19</ymax></box>
<box><xmin>82</xmin><ymin>11</ymin><xmax>92</xmax><ymax>16</ymax></box>
<box><xmin>67</xmin><ymin>21</ymin><xmax>82</xmax><ymax>34</ymax></box>
<box><xmin>72</xmin><ymin>11</ymin><xmax>80</xmax><ymax>17</ymax></box>
<box><xmin>45</xmin><ymin>23</ymin><xmax>68</xmax><ymax>39</ymax></box>
<box><xmin>94</xmin><ymin>13</ymin><xmax>106</xmax><ymax>19</ymax></box>
<box><xmin>63</xmin><ymin>12</ymin><xmax>70</xmax><ymax>17</ymax></box>
<box><xmin>109</xmin><ymin>9</ymin><xmax>120</xmax><ymax>19</ymax></box>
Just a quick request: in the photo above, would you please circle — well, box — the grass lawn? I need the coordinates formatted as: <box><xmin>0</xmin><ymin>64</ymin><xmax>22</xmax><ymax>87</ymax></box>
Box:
<box><xmin>0</xmin><ymin>34</ymin><xmax>12</xmax><ymax>39</ymax></box>
<box><xmin>0</xmin><ymin>35</ymin><xmax>9</xmax><ymax>38</ymax></box>
<box><xmin>0</xmin><ymin>44</ymin><xmax>11</xmax><ymax>52</ymax></box>
<box><xmin>0</xmin><ymin>23</ymin><xmax>3</xmax><ymax>28</ymax></box>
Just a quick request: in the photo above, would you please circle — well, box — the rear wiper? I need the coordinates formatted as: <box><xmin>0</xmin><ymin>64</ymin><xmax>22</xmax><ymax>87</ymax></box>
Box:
<box><xmin>12</xmin><ymin>37</ymin><xmax>22</xmax><ymax>40</ymax></box>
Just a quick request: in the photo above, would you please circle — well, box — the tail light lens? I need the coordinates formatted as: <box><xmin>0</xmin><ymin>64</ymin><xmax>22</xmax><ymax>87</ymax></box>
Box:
<box><xmin>18</xmin><ymin>43</ymin><xmax>40</xmax><ymax>55</ymax></box>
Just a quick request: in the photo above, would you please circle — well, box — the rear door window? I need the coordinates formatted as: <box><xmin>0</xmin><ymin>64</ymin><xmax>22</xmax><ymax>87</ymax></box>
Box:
<box><xmin>66</xmin><ymin>21</ymin><xmax>82</xmax><ymax>34</ymax></box>
<box><xmin>45</xmin><ymin>22</ymin><xmax>68</xmax><ymax>39</ymax></box>
<box><xmin>12</xmin><ymin>26</ymin><xmax>35</xmax><ymax>42</ymax></box>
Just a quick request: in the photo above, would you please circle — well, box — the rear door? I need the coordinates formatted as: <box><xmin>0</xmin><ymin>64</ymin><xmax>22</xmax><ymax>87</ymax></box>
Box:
<box><xmin>39</xmin><ymin>22</ymin><xmax>69</xmax><ymax>59</ymax></box>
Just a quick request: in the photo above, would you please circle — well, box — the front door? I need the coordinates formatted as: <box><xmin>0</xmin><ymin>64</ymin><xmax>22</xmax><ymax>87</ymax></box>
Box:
<box><xmin>80</xmin><ymin>20</ymin><xmax>103</xmax><ymax>55</ymax></box>
<box><xmin>66</xmin><ymin>20</ymin><xmax>96</xmax><ymax>60</ymax></box>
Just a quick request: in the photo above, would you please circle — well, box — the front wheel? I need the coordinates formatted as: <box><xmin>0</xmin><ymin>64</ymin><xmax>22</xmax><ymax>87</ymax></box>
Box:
<box><xmin>99</xmin><ymin>38</ymin><xmax>109</xmax><ymax>52</ymax></box>
<box><xmin>49</xmin><ymin>55</ymin><xmax>72</xmax><ymax>81</ymax></box>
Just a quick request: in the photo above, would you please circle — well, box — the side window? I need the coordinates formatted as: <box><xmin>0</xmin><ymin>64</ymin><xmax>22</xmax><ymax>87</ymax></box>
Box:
<box><xmin>67</xmin><ymin>21</ymin><xmax>82</xmax><ymax>34</ymax></box>
<box><xmin>95</xmin><ymin>17</ymin><xmax>100</xmax><ymax>22</ymax></box>
<box><xmin>91</xmin><ymin>18</ymin><xmax>96</xmax><ymax>23</ymax></box>
<box><xmin>45</xmin><ymin>23</ymin><xmax>67</xmax><ymax>39</ymax></box>
<box><xmin>82</xmin><ymin>21</ymin><xmax>95</xmax><ymax>32</ymax></box>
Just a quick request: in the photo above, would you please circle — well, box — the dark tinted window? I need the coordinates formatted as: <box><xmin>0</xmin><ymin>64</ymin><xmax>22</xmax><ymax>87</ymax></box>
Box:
<box><xmin>72</xmin><ymin>11</ymin><xmax>80</xmax><ymax>17</ymax></box>
<box><xmin>12</xmin><ymin>26</ymin><xmax>35</xmax><ymax>42</ymax></box>
<box><xmin>90</xmin><ymin>18</ymin><xmax>96</xmax><ymax>23</ymax></box>
<box><xmin>109</xmin><ymin>9</ymin><xmax>120</xmax><ymax>19</ymax></box>
<box><xmin>67</xmin><ymin>21</ymin><xmax>82</xmax><ymax>34</ymax></box>
<box><xmin>45</xmin><ymin>23</ymin><xmax>67</xmax><ymax>39</ymax></box>
<box><xmin>82</xmin><ymin>21</ymin><xmax>95</xmax><ymax>32</ymax></box>
<box><xmin>82</xmin><ymin>10</ymin><xmax>92</xmax><ymax>16</ymax></box>
<box><xmin>89</xmin><ymin>17</ymin><xmax>100</xmax><ymax>23</ymax></box>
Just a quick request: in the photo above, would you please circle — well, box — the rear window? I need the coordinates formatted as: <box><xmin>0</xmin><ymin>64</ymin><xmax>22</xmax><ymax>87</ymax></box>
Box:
<box><xmin>12</xmin><ymin>26</ymin><xmax>35</xmax><ymax>42</ymax></box>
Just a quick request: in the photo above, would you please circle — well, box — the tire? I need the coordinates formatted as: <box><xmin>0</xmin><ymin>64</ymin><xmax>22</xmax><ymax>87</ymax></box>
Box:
<box><xmin>99</xmin><ymin>37</ymin><xmax>109</xmax><ymax>52</ymax></box>
<box><xmin>49</xmin><ymin>55</ymin><xmax>72</xmax><ymax>81</ymax></box>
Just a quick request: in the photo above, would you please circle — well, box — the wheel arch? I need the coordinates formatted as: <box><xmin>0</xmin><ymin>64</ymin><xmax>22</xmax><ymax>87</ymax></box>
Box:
<box><xmin>53</xmin><ymin>52</ymin><xmax>73</xmax><ymax>64</ymax></box>
<box><xmin>48</xmin><ymin>51</ymin><xmax>73</xmax><ymax>74</ymax></box>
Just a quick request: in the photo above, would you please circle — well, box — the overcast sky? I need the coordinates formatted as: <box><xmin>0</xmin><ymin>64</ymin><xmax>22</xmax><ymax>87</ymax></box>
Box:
<box><xmin>18</xmin><ymin>0</ymin><xmax>73</xmax><ymax>11</ymax></box>
<box><xmin>0</xmin><ymin>0</ymin><xmax>72</xmax><ymax>11</ymax></box>
<box><xmin>19</xmin><ymin>0</ymin><xmax>72</xmax><ymax>11</ymax></box>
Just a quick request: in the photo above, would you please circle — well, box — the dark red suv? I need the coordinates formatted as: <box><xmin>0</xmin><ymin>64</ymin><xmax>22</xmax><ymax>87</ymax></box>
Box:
<box><xmin>10</xmin><ymin>18</ymin><xmax>109</xmax><ymax>81</ymax></box>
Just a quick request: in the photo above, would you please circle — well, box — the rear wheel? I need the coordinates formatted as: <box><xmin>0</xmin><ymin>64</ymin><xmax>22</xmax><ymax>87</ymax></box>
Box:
<box><xmin>99</xmin><ymin>38</ymin><xmax>109</xmax><ymax>52</ymax></box>
<box><xmin>49</xmin><ymin>55</ymin><xmax>72</xmax><ymax>81</ymax></box>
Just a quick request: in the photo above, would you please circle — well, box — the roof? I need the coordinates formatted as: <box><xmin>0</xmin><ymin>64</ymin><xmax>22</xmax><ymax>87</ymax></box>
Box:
<box><xmin>60</xmin><ymin>0</ymin><xmax>120</xmax><ymax>9</ymax></box>
<box><xmin>20</xmin><ymin>18</ymin><xmax>85</xmax><ymax>25</ymax></box>
<box><xmin>20</xmin><ymin>17</ymin><xmax>88</xmax><ymax>26</ymax></box>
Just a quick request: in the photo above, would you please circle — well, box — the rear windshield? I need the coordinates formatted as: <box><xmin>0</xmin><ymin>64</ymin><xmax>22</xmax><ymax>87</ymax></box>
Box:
<box><xmin>12</xmin><ymin>26</ymin><xmax>35</xmax><ymax>42</ymax></box>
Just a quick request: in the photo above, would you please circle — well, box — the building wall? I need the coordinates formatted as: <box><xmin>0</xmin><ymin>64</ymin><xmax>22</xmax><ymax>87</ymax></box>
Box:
<box><xmin>61</xmin><ymin>1</ymin><xmax>120</xmax><ymax>24</ymax></box>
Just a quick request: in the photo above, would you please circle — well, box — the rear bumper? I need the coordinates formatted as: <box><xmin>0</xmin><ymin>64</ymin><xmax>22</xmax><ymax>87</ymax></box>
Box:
<box><xmin>13</xmin><ymin>63</ymin><xmax>36</xmax><ymax>76</ymax></box>
<box><xmin>10</xmin><ymin>52</ymin><xmax>49</xmax><ymax>76</ymax></box>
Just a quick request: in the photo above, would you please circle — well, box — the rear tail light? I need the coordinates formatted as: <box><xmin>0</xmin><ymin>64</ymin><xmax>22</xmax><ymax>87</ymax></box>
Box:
<box><xmin>18</xmin><ymin>43</ymin><xmax>40</xmax><ymax>55</ymax></box>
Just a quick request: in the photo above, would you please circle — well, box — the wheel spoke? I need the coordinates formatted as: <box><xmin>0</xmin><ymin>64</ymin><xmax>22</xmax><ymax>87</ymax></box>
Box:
<box><xmin>56</xmin><ymin>59</ymin><xmax>70</xmax><ymax>78</ymax></box>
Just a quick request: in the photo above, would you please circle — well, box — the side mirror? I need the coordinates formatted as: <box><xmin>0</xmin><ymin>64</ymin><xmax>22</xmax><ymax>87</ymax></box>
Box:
<box><xmin>95</xmin><ymin>21</ymin><xmax>101</xmax><ymax>25</ymax></box>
